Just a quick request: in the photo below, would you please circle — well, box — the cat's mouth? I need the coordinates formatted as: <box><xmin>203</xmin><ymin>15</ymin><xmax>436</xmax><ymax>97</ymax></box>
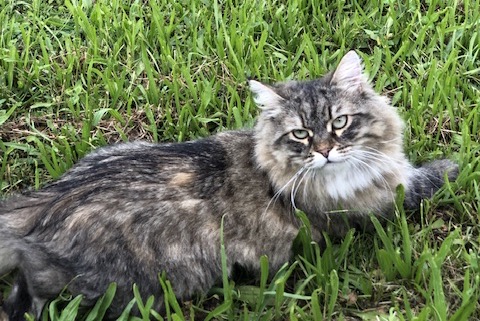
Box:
<box><xmin>308</xmin><ymin>149</ymin><xmax>348</xmax><ymax>169</ymax></box>
<box><xmin>324</xmin><ymin>158</ymin><xmax>346</xmax><ymax>167</ymax></box>
<box><xmin>308</xmin><ymin>156</ymin><xmax>345</xmax><ymax>170</ymax></box>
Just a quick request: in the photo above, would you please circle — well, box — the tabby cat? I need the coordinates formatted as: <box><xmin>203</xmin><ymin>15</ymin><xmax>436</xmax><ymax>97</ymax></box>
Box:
<box><xmin>0</xmin><ymin>51</ymin><xmax>457</xmax><ymax>320</ymax></box>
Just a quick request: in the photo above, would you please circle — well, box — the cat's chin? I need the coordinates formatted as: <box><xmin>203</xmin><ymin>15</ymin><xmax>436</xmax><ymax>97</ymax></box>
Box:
<box><xmin>304</xmin><ymin>161</ymin><xmax>351</xmax><ymax>180</ymax></box>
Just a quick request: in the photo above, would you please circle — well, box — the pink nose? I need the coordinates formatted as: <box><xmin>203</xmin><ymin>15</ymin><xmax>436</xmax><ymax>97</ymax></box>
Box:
<box><xmin>318</xmin><ymin>148</ymin><xmax>330</xmax><ymax>158</ymax></box>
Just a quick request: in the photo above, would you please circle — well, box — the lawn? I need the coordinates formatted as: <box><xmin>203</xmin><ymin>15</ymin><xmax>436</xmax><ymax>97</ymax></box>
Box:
<box><xmin>0</xmin><ymin>0</ymin><xmax>479</xmax><ymax>320</ymax></box>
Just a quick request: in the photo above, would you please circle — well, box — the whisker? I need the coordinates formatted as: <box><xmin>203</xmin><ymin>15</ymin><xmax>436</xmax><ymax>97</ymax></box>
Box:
<box><xmin>291</xmin><ymin>167</ymin><xmax>311</xmax><ymax>210</ymax></box>
<box><xmin>356</xmin><ymin>150</ymin><xmax>396</xmax><ymax>164</ymax></box>
<box><xmin>302</xmin><ymin>168</ymin><xmax>313</xmax><ymax>205</ymax></box>
<box><xmin>361</xmin><ymin>146</ymin><xmax>404</xmax><ymax>165</ymax></box>
<box><xmin>263</xmin><ymin>167</ymin><xmax>306</xmax><ymax>217</ymax></box>
<box><xmin>353</xmin><ymin>148</ymin><xmax>407</xmax><ymax>183</ymax></box>
<box><xmin>377</xmin><ymin>137</ymin><xmax>402</xmax><ymax>144</ymax></box>
<box><xmin>347</xmin><ymin>156</ymin><xmax>395</xmax><ymax>199</ymax></box>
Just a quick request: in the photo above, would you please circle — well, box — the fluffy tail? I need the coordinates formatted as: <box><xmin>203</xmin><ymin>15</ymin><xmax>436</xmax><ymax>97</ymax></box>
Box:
<box><xmin>404</xmin><ymin>159</ymin><xmax>458</xmax><ymax>210</ymax></box>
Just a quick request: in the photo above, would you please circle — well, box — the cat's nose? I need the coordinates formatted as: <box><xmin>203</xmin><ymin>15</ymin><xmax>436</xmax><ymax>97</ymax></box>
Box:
<box><xmin>313</xmin><ymin>141</ymin><xmax>333</xmax><ymax>158</ymax></box>
<box><xmin>318</xmin><ymin>148</ymin><xmax>330</xmax><ymax>158</ymax></box>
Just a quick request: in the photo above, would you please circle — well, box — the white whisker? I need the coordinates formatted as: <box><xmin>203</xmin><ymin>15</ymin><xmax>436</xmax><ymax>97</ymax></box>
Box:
<box><xmin>377</xmin><ymin>137</ymin><xmax>402</xmax><ymax>144</ymax></box>
<box><xmin>302</xmin><ymin>168</ymin><xmax>313</xmax><ymax>205</ymax></box>
<box><xmin>361</xmin><ymin>146</ymin><xmax>403</xmax><ymax>164</ymax></box>
<box><xmin>263</xmin><ymin>167</ymin><xmax>306</xmax><ymax>217</ymax></box>
<box><xmin>354</xmin><ymin>147</ymin><xmax>407</xmax><ymax>183</ymax></box>
<box><xmin>347</xmin><ymin>156</ymin><xmax>394</xmax><ymax>199</ymax></box>
<box><xmin>290</xmin><ymin>167</ymin><xmax>311</xmax><ymax>210</ymax></box>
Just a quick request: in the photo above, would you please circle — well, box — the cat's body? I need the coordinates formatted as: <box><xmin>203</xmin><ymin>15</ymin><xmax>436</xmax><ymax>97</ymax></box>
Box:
<box><xmin>0</xmin><ymin>51</ymin><xmax>457</xmax><ymax>320</ymax></box>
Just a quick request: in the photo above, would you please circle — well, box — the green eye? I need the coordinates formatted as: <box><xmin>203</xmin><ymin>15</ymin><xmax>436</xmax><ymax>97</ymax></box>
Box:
<box><xmin>332</xmin><ymin>115</ymin><xmax>348</xmax><ymax>130</ymax></box>
<box><xmin>291</xmin><ymin>129</ymin><xmax>310</xmax><ymax>140</ymax></box>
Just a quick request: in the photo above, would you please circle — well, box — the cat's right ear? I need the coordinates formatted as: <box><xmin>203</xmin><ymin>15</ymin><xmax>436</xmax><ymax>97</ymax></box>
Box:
<box><xmin>249</xmin><ymin>80</ymin><xmax>284</xmax><ymax>117</ymax></box>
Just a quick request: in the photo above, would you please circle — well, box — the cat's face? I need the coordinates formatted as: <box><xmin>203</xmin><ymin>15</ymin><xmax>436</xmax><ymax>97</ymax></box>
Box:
<box><xmin>251</xmin><ymin>51</ymin><xmax>405</xmax><ymax>182</ymax></box>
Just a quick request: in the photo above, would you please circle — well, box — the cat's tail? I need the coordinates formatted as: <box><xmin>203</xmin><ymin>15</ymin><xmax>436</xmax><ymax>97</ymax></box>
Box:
<box><xmin>404</xmin><ymin>159</ymin><xmax>458</xmax><ymax>210</ymax></box>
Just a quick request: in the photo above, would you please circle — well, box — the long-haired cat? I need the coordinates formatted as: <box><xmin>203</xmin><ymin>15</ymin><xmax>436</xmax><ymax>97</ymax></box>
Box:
<box><xmin>0</xmin><ymin>51</ymin><xmax>457</xmax><ymax>320</ymax></box>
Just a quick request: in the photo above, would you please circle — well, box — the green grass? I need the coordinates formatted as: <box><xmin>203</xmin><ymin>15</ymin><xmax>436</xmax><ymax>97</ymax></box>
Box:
<box><xmin>1</xmin><ymin>0</ymin><xmax>479</xmax><ymax>319</ymax></box>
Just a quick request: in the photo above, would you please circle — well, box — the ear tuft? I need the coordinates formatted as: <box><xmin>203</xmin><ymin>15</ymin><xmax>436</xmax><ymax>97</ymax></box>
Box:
<box><xmin>249</xmin><ymin>80</ymin><xmax>284</xmax><ymax>116</ymax></box>
<box><xmin>330</xmin><ymin>51</ymin><xmax>368</xmax><ymax>92</ymax></box>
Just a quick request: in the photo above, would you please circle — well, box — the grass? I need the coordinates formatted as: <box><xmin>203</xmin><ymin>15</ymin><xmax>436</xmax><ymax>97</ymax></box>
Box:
<box><xmin>0</xmin><ymin>0</ymin><xmax>479</xmax><ymax>319</ymax></box>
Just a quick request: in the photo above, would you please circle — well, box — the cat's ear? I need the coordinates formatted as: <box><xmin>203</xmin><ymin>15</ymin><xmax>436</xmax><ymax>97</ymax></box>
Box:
<box><xmin>249</xmin><ymin>80</ymin><xmax>284</xmax><ymax>116</ymax></box>
<box><xmin>330</xmin><ymin>51</ymin><xmax>368</xmax><ymax>92</ymax></box>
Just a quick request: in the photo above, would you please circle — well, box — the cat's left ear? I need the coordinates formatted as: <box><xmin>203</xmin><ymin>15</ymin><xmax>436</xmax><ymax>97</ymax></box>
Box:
<box><xmin>330</xmin><ymin>51</ymin><xmax>368</xmax><ymax>92</ymax></box>
<box><xmin>249</xmin><ymin>80</ymin><xmax>284</xmax><ymax>117</ymax></box>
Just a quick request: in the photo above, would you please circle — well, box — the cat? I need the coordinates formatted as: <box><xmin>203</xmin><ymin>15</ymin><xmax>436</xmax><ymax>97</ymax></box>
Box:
<box><xmin>0</xmin><ymin>51</ymin><xmax>458</xmax><ymax>320</ymax></box>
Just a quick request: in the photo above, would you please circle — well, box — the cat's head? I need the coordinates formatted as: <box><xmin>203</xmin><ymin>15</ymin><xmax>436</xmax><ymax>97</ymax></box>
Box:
<box><xmin>251</xmin><ymin>51</ymin><xmax>407</xmax><ymax>195</ymax></box>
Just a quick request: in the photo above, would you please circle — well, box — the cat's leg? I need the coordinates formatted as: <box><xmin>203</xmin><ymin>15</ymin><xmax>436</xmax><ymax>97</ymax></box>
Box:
<box><xmin>404</xmin><ymin>159</ymin><xmax>458</xmax><ymax>210</ymax></box>
<box><xmin>3</xmin><ymin>272</ymin><xmax>32</xmax><ymax>321</ymax></box>
<box><xmin>9</xmin><ymin>252</ymin><xmax>73</xmax><ymax>321</ymax></box>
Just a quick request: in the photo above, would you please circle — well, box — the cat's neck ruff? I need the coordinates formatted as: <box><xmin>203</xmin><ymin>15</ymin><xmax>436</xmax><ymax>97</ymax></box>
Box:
<box><xmin>263</xmin><ymin>154</ymin><xmax>411</xmax><ymax>213</ymax></box>
<box><xmin>311</xmin><ymin>159</ymin><xmax>409</xmax><ymax>201</ymax></box>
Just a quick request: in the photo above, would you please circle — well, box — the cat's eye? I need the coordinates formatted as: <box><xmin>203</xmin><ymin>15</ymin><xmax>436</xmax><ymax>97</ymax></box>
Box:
<box><xmin>291</xmin><ymin>129</ymin><xmax>310</xmax><ymax>140</ymax></box>
<box><xmin>332</xmin><ymin>115</ymin><xmax>348</xmax><ymax>130</ymax></box>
